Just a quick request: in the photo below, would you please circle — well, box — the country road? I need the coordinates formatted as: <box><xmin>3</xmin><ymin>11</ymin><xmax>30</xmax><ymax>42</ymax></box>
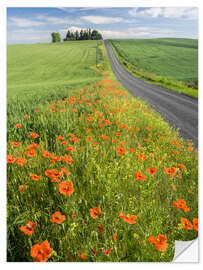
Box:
<box><xmin>105</xmin><ymin>40</ymin><xmax>198</xmax><ymax>148</ymax></box>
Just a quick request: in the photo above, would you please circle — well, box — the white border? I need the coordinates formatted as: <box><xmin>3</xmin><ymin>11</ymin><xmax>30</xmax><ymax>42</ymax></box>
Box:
<box><xmin>1</xmin><ymin>0</ymin><xmax>202</xmax><ymax>268</ymax></box>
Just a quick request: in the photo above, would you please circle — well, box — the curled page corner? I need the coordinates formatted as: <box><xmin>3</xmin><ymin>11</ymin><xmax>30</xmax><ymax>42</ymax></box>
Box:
<box><xmin>173</xmin><ymin>239</ymin><xmax>198</xmax><ymax>262</ymax></box>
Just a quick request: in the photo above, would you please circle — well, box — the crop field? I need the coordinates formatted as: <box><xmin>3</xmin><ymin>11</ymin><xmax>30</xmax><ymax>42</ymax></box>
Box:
<box><xmin>109</xmin><ymin>38</ymin><xmax>198</xmax><ymax>97</ymax></box>
<box><xmin>7</xmin><ymin>41</ymin><xmax>198</xmax><ymax>262</ymax></box>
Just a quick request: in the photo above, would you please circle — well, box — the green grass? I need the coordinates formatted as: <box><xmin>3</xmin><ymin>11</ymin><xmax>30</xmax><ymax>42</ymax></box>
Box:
<box><xmin>7</xmin><ymin>41</ymin><xmax>198</xmax><ymax>262</ymax></box>
<box><xmin>109</xmin><ymin>38</ymin><xmax>198</xmax><ymax>98</ymax></box>
<box><xmin>7</xmin><ymin>41</ymin><xmax>103</xmax><ymax>104</ymax></box>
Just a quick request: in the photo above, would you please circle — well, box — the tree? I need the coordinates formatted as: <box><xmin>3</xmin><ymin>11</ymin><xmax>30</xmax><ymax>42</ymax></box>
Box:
<box><xmin>51</xmin><ymin>32</ymin><xmax>61</xmax><ymax>43</ymax></box>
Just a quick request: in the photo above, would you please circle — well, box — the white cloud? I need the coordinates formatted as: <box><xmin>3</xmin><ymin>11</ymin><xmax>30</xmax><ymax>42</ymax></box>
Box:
<box><xmin>129</xmin><ymin>7</ymin><xmax>198</xmax><ymax>20</ymax></box>
<box><xmin>82</xmin><ymin>16</ymin><xmax>123</xmax><ymax>24</ymax></box>
<box><xmin>9</xmin><ymin>18</ymin><xmax>44</xmax><ymax>27</ymax></box>
<box><xmin>45</xmin><ymin>16</ymin><xmax>82</xmax><ymax>25</ymax></box>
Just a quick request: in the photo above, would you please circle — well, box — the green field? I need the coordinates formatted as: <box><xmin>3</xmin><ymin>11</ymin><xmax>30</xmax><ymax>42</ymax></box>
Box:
<box><xmin>109</xmin><ymin>38</ymin><xmax>198</xmax><ymax>97</ymax></box>
<box><xmin>7</xmin><ymin>41</ymin><xmax>103</xmax><ymax>104</ymax></box>
<box><xmin>7</xmin><ymin>41</ymin><xmax>198</xmax><ymax>262</ymax></box>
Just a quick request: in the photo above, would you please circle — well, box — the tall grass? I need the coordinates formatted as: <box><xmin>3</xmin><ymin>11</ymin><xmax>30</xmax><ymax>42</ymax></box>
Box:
<box><xmin>7</xmin><ymin>41</ymin><xmax>198</xmax><ymax>262</ymax></box>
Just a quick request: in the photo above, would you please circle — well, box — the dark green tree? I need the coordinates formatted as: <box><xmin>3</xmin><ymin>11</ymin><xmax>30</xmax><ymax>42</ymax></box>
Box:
<box><xmin>51</xmin><ymin>32</ymin><xmax>61</xmax><ymax>43</ymax></box>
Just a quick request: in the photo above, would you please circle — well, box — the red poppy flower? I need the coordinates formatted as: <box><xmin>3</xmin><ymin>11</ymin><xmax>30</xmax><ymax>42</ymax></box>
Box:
<box><xmin>78</xmin><ymin>253</ymin><xmax>87</xmax><ymax>260</ymax></box>
<box><xmin>147</xmin><ymin>167</ymin><xmax>157</xmax><ymax>175</ymax></box>
<box><xmin>25</xmin><ymin>148</ymin><xmax>36</xmax><ymax>157</ymax></box>
<box><xmin>30</xmin><ymin>173</ymin><xmax>41</xmax><ymax>181</ymax></box>
<box><xmin>20</xmin><ymin>221</ymin><xmax>37</xmax><ymax>235</ymax></box>
<box><xmin>164</xmin><ymin>167</ymin><xmax>176</xmax><ymax>178</ymax></box>
<box><xmin>15</xmin><ymin>123</ymin><xmax>22</xmax><ymax>128</ymax></box>
<box><xmin>103</xmin><ymin>248</ymin><xmax>113</xmax><ymax>255</ymax></box>
<box><xmin>119</xmin><ymin>212</ymin><xmax>137</xmax><ymax>224</ymax></box>
<box><xmin>65</xmin><ymin>146</ymin><xmax>74</xmax><ymax>152</ymax></box>
<box><xmin>148</xmin><ymin>234</ymin><xmax>167</xmax><ymax>252</ymax></box>
<box><xmin>59</xmin><ymin>181</ymin><xmax>74</xmax><ymax>196</ymax></box>
<box><xmin>90</xmin><ymin>206</ymin><xmax>102</xmax><ymax>219</ymax></box>
<box><xmin>177</xmin><ymin>163</ymin><xmax>187</xmax><ymax>171</ymax></box>
<box><xmin>138</xmin><ymin>152</ymin><xmax>146</xmax><ymax>161</ymax></box>
<box><xmin>86</xmin><ymin>136</ymin><xmax>92</xmax><ymax>141</ymax></box>
<box><xmin>113</xmin><ymin>234</ymin><xmax>117</xmax><ymax>241</ymax></box>
<box><xmin>181</xmin><ymin>218</ymin><xmax>193</xmax><ymax>230</ymax></box>
<box><xmin>98</xmin><ymin>225</ymin><xmax>104</xmax><ymax>232</ymax></box>
<box><xmin>60</xmin><ymin>168</ymin><xmax>70</xmax><ymax>175</ymax></box>
<box><xmin>29</xmin><ymin>132</ymin><xmax>39</xmax><ymax>138</ymax></box>
<box><xmin>117</xmin><ymin>145</ymin><xmax>126</xmax><ymax>154</ymax></box>
<box><xmin>45</xmin><ymin>169</ymin><xmax>61</xmax><ymax>179</ymax></box>
<box><xmin>193</xmin><ymin>218</ymin><xmax>198</xmax><ymax>231</ymax></box>
<box><xmin>16</xmin><ymin>157</ymin><xmax>27</xmax><ymax>166</ymax></box>
<box><xmin>135</xmin><ymin>171</ymin><xmax>146</xmax><ymax>181</ymax></box>
<box><xmin>19</xmin><ymin>185</ymin><xmax>28</xmax><ymax>192</ymax></box>
<box><xmin>50</xmin><ymin>211</ymin><xmax>66</xmax><ymax>224</ymax></box>
<box><xmin>7</xmin><ymin>154</ymin><xmax>16</xmax><ymax>163</ymax></box>
<box><xmin>31</xmin><ymin>240</ymin><xmax>53</xmax><ymax>262</ymax></box>
<box><xmin>56</xmin><ymin>135</ymin><xmax>65</xmax><ymax>140</ymax></box>
<box><xmin>11</xmin><ymin>142</ymin><xmax>21</xmax><ymax>147</ymax></box>
<box><xmin>29</xmin><ymin>143</ymin><xmax>40</xmax><ymax>149</ymax></box>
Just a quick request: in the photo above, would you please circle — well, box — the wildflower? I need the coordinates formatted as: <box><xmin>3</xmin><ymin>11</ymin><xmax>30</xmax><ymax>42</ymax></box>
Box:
<box><xmin>59</xmin><ymin>181</ymin><xmax>74</xmax><ymax>196</ymax></box>
<box><xmin>181</xmin><ymin>218</ymin><xmax>193</xmax><ymax>230</ymax></box>
<box><xmin>7</xmin><ymin>154</ymin><xmax>16</xmax><ymax>163</ymax></box>
<box><xmin>43</xmin><ymin>150</ymin><xmax>51</xmax><ymax>158</ymax></box>
<box><xmin>60</xmin><ymin>141</ymin><xmax>67</xmax><ymax>145</ymax></box>
<box><xmin>92</xmin><ymin>142</ymin><xmax>98</xmax><ymax>146</ymax></box>
<box><xmin>170</xmin><ymin>183</ymin><xmax>177</xmax><ymax>191</ymax></box>
<box><xmin>24</xmin><ymin>114</ymin><xmax>29</xmax><ymax>119</ymax></box>
<box><xmin>69</xmin><ymin>137</ymin><xmax>80</xmax><ymax>143</ymax></box>
<box><xmin>117</xmin><ymin>145</ymin><xmax>126</xmax><ymax>155</ymax></box>
<box><xmin>29</xmin><ymin>143</ymin><xmax>40</xmax><ymax>149</ymax></box>
<box><xmin>25</xmin><ymin>148</ymin><xmax>36</xmax><ymax>157</ymax></box>
<box><xmin>98</xmin><ymin>225</ymin><xmax>104</xmax><ymax>232</ymax></box>
<box><xmin>11</xmin><ymin>142</ymin><xmax>21</xmax><ymax>147</ymax></box>
<box><xmin>78</xmin><ymin>253</ymin><xmax>87</xmax><ymax>260</ymax></box>
<box><xmin>90</xmin><ymin>206</ymin><xmax>102</xmax><ymax>219</ymax></box>
<box><xmin>31</xmin><ymin>240</ymin><xmax>53</xmax><ymax>262</ymax></box>
<box><xmin>86</xmin><ymin>136</ymin><xmax>92</xmax><ymax>141</ymax></box>
<box><xmin>177</xmin><ymin>164</ymin><xmax>187</xmax><ymax>171</ymax></box>
<box><xmin>113</xmin><ymin>234</ymin><xmax>117</xmax><ymax>241</ymax></box>
<box><xmin>15</xmin><ymin>123</ymin><xmax>22</xmax><ymax>128</ymax></box>
<box><xmin>65</xmin><ymin>146</ymin><xmax>74</xmax><ymax>152</ymax></box>
<box><xmin>92</xmin><ymin>249</ymin><xmax>97</xmax><ymax>254</ymax></box>
<box><xmin>135</xmin><ymin>171</ymin><xmax>146</xmax><ymax>181</ymax></box>
<box><xmin>193</xmin><ymin>218</ymin><xmax>198</xmax><ymax>231</ymax></box>
<box><xmin>100</xmin><ymin>134</ymin><xmax>109</xmax><ymax>140</ymax></box>
<box><xmin>50</xmin><ymin>211</ymin><xmax>66</xmax><ymax>224</ymax></box>
<box><xmin>129</xmin><ymin>148</ymin><xmax>135</xmax><ymax>152</ymax></box>
<box><xmin>19</xmin><ymin>185</ymin><xmax>28</xmax><ymax>192</ymax></box>
<box><xmin>119</xmin><ymin>212</ymin><xmax>137</xmax><ymax>224</ymax></box>
<box><xmin>20</xmin><ymin>221</ymin><xmax>37</xmax><ymax>236</ymax></box>
<box><xmin>16</xmin><ymin>157</ymin><xmax>27</xmax><ymax>166</ymax></box>
<box><xmin>148</xmin><ymin>234</ymin><xmax>167</xmax><ymax>252</ymax></box>
<box><xmin>56</xmin><ymin>135</ymin><xmax>65</xmax><ymax>140</ymax></box>
<box><xmin>147</xmin><ymin>167</ymin><xmax>157</xmax><ymax>175</ymax></box>
<box><xmin>164</xmin><ymin>167</ymin><xmax>176</xmax><ymax>178</ymax></box>
<box><xmin>60</xmin><ymin>168</ymin><xmax>70</xmax><ymax>176</ymax></box>
<box><xmin>138</xmin><ymin>152</ymin><xmax>146</xmax><ymax>161</ymax></box>
<box><xmin>45</xmin><ymin>169</ymin><xmax>61</xmax><ymax>179</ymax></box>
<box><xmin>29</xmin><ymin>132</ymin><xmax>39</xmax><ymax>138</ymax></box>
<box><xmin>68</xmin><ymin>133</ymin><xmax>75</xmax><ymax>137</ymax></box>
<box><xmin>103</xmin><ymin>248</ymin><xmax>113</xmax><ymax>255</ymax></box>
<box><xmin>30</xmin><ymin>173</ymin><xmax>41</xmax><ymax>181</ymax></box>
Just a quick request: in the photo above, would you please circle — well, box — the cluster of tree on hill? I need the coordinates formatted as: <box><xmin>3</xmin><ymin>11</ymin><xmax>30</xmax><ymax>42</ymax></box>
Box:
<box><xmin>51</xmin><ymin>28</ymin><xmax>103</xmax><ymax>43</ymax></box>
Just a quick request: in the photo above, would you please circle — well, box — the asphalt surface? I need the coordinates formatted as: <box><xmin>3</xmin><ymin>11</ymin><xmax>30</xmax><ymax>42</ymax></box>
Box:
<box><xmin>105</xmin><ymin>40</ymin><xmax>198</xmax><ymax>148</ymax></box>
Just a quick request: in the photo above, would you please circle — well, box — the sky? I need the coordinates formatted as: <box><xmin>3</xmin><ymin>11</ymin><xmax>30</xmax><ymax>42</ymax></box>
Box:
<box><xmin>7</xmin><ymin>7</ymin><xmax>198</xmax><ymax>44</ymax></box>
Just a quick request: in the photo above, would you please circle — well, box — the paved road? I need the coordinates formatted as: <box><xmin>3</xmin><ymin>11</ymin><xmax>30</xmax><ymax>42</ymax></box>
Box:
<box><xmin>105</xmin><ymin>40</ymin><xmax>198</xmax><ymax>148</ymax></box>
